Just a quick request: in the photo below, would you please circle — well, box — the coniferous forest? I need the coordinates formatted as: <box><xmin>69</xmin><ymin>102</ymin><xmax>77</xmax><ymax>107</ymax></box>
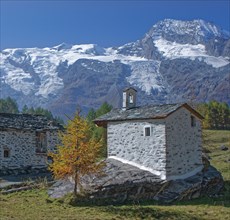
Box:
<box><xmin>197</xmin><ymin>101</ymin><xmax>230</xmax><ymax>130</ymax></box>
<box><xmin>0</xmin><ymin>97</ymin><xmax>229</xmax><ymax>130</ymax></box>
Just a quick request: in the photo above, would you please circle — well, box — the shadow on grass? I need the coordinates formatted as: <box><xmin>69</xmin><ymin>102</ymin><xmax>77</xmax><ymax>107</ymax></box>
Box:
<box><xmin>67</xmin><ymin>198</ymin><xmax>200</xmax><ymax>220</ymax></box>
<box><xmin>54</xmin><ymin>185</ymin><xmax>229</xmax><ymax>220</ymax></box>
<box><xmin>100</xmin><ymin>205</ymin><xmax>200</xmax><ymax>220</ymax></box>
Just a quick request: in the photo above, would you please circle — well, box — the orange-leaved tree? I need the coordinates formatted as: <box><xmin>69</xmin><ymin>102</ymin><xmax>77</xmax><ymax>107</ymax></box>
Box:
<box><xmin>48</xmin><ymin>112</ymin><xmax>104</xmax><ymax>196</ymax></box>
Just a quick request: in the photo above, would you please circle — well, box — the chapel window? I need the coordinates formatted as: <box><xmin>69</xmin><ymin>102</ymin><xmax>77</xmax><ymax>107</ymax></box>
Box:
<box><xmin>144</xmin><ymin>126</ymin><xmax>151</xmax><ymax>136</ymax></box>
<box><xmin>191</xmin><ymin>115</ymin><xmax>196</xmax><ymax>127</ymax></box>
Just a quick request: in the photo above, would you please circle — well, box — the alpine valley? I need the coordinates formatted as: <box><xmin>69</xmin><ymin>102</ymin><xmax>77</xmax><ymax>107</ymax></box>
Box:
<box><xmin>1</xmin><ymin>19</ymin><xmax>229</xmax><ymax>117</ymax></box>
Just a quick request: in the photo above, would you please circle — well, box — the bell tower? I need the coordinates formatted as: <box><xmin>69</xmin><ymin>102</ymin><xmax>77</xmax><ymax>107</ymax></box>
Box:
<box><xmin>122</xmin><ymin>87</ymin><xmax>137</xmax><ymax>110</ymax></box>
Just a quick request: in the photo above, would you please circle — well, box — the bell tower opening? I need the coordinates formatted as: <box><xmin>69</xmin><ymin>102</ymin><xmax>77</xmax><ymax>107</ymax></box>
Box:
<box><xmin>122</xmin><ymin>87</ymin><xmax>137</xmax><ymax>110</ymax></box>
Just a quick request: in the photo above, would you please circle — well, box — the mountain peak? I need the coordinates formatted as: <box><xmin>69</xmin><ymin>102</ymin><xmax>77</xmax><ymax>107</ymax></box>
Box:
<box><xmin>53</xmin><ymin>42</ymin><xmax>73</xmax><ymax>51</ymax></box>
<box><xmin>146</xmin><ymin>19</ymin><xmax>229</xmax><ymax>44</ymax></box>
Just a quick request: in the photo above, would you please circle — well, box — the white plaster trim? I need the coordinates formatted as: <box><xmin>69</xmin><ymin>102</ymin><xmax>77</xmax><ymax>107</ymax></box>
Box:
<box><xmin>108</xmin><ymin>156</ymin><xmax>166</xmax><ymax>180</ymax></box>
<box><xmin>166</xmin><ymin>165</ymin><xmax>204</xmax><ymax>180</ymax></box>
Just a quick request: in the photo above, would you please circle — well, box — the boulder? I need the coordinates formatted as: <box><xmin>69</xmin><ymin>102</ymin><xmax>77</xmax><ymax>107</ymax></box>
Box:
<box><xmin>48</xmin><ymin>158</ymin><xmax>224</xmax><ymax>204</ymax></box>
<box><xmin>220</xmin><ymin>145</ymin><xmax>228</xmax><ymax>151</ymax></box>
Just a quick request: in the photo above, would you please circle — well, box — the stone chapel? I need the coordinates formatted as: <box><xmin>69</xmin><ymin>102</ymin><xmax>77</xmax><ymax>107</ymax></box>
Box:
<box><xmin>94</xmin><ymin>88</ymin><xmax>204</xmax><ymax>180</ymax></box>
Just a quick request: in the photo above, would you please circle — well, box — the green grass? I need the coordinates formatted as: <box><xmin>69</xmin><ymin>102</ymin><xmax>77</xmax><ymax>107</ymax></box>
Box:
<box><xmin>203</xmin><ymin>130</ymin><xmax>230</xmax><ymax>180</ymax></box>
<box><xmin>0</xmin><ymin>130</ymin><xmax>229</xmax><ymax>220</ymax></box>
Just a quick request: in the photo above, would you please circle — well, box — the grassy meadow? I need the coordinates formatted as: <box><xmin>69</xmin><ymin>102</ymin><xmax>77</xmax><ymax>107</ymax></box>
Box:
<box><xmin>0</xmin><ymin>130</ymin><xmax>229</xmax><ymax>220</ymax></box>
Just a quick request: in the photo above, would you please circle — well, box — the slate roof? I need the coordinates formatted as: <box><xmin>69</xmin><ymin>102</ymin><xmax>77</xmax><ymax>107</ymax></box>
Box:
<box><xmin>123</xmin><ymin>87</ymin><xmax>137</xmax><ymax>92</ymax></box>
<box><xmin>94</xmin><ymin>103</ymin><xmax>203</xmax><ymax>126</ymax></box>
<box><xmin>0</xmin><ymin>113</ymin><xmax>62</xmax><ymax>130</ymax></box>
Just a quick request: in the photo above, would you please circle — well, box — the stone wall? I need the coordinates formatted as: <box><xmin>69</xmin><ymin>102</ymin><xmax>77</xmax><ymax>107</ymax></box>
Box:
<box><xmin>107</xmin><ymin>119</ymin><xmax>167</xmax><ymax>178</ymax></box>
<box><xmin>165</xmin><ymin>107</ymin><xmax>203</xmax><ymax>179</ymax></box>
<box><xmin>0</xmin><ymin>129</ymin><xmax>59</xmax><ymax>170</ymax></box>
<box><xmin>47</xmin><ymin>131</ymin><xmax>59</xmax><ymax>152</ymax></box>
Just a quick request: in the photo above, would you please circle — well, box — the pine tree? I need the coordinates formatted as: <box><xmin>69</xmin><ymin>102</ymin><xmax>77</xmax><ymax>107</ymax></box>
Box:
<box><xmin>95</xmin><ymin>102</ymin><xmax>112</xmax><ymax>118</ymax></box>
<box><xmin>86</xmin><ymin>108</ymin><xmax>96</xmax><ymax>122</ymax></box>
<box><xmin>0</xmin><ymin>97</ymin><xmax>19</xmax><ymax>113</ymax></box>
<box><xmin>22</xmin><ymin>105</ymin><xmax>29</xmax><ymax>113</ymax></box>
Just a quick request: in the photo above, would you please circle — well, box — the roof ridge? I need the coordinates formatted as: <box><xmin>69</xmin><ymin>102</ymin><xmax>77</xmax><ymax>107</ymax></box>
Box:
<box><xmin>0</xmin><ymin>112</ymin><xmax>47</xmax><ymax>117</ymax></box>
<box><xmin>0</xmin><ymin>113</ymin><xmax>62</xmax><ymax>130</ymax></box>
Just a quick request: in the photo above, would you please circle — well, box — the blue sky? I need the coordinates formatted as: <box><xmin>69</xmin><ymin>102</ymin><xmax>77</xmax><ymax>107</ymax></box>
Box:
<box><xmin>1</xmin><ymin>1</ymin><xmax>229</xmax><ymax>50</ymax></box>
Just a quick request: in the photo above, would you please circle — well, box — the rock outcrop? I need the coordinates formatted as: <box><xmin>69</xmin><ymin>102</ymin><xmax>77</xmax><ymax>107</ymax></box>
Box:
<box><xmin>48</xmin><ymin>158</ymin><xmax>224</xmax><ymax>204</ymax></box>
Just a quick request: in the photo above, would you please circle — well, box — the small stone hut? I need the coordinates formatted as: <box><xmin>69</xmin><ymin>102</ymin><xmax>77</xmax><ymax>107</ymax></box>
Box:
<box><xmin>0</xmin><ymin>113</ymin><xmax>61</xmax><ymax>172</ymax></box>
<box><xmin>94</xmin><ymin>88</ymin><xmax>204</xmax><ymax>180</ymax></box>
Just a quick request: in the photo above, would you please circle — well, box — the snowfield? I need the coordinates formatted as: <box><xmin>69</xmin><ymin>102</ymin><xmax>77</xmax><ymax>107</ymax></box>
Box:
<box><xmin>0</xmin><ymin>19</ymin><xmax>229</xmax><ymax>99</ymax></box>
<box><xmin>154</xmin><ymin>37</ymin><xmax>229</xmax><ymax>68</ymax></box>
<box><xmin>1</xmin><ymin>44</ymin><xmax>147</xmax><ymax>97</ymax></box>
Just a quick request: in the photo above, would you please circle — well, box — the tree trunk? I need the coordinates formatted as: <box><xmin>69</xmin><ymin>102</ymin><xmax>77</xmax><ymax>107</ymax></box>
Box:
<box><xmin>74</xmin><ymin>172</ymin><xmax>78</xmax><ymax>197</ymax></box>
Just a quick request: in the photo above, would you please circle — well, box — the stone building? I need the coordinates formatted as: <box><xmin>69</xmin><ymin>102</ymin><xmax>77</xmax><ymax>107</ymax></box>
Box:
<box><xmin>0</xmin><ymin>113</ymin><xmax>61</xmax><ymax>172</ymax></box>
<box><xmin>94</xmin><ymin>88</ymin><xmax>204</xmax><ymax>180</ymax></box>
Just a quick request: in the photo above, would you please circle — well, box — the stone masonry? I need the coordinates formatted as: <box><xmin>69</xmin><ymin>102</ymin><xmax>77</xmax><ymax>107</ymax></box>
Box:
<box><xmin>0</xmin><ymin>113</ymin><xmax>61</xmax><ymax>173</ymax></box>
<box><xmin>0</xmin><ymin>130</ymin><xmax>59</xmax><ymax>170</ymax></box>
<box><xmin>165</xmin><ymin>107</ymin><xmax>203</xmax><ymax>179</ymax></box>
<box><xmin>107</xmin><ymin>119</ymin><xmax>167</xmax><ymax>179</ymax></box>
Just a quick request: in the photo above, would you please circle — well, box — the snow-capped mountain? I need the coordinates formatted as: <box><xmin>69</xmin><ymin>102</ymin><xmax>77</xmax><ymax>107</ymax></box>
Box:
<box><xmin>0</xmin><ymin>19</ymin><xmax>229</xmax><ymax>117</ymax></box>
<box><xmin>147</xmin><ymin>19</ymin><xmax>229</xmax><ymax>43</ymax></box>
